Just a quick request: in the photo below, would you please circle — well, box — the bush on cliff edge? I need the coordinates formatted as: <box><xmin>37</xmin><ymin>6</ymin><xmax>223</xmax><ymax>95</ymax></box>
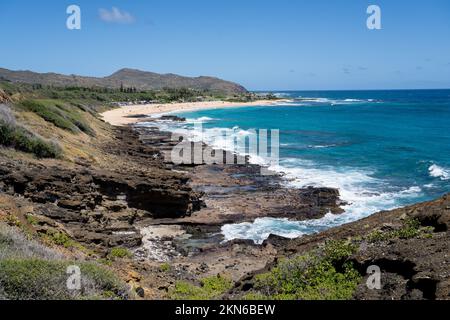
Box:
<box><xmin>0</xmin><ymin>120</ymin><xmax>61</xmax><ymax>158</ymax></box>
<box><xmin>0</xmin><ymin>104</ymin><xmax>61</xmax><ymax>158</ymax></box>
<box><xmin>0</xmin><ymin>259</ymin><xmax>130</xmax><ymax>300</ymax></box>
<box><xmin>246</xmin><ymin>240</ymin><xmax>361</xmax><ymax>300</ymax></box>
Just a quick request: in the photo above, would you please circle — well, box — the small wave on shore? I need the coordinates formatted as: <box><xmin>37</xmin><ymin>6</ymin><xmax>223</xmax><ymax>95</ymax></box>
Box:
<box><xmin>253</xmin><ymin>96</ymin><xmax>378</xmax><ymax>108</ymax></box>
<box><xmin>221</xmin><ymin>158</ymin><xmax>423</xmax><ymax>244</ymax></box>
<box><xmin>185</xmin><ymin>116</ymin><xmax>216</xmax><ymax>123</ymax></box>
<box><xmin>429</xmin><ymin>164</ymin><xmax>450</xmax><ymax>180</ymax></box>
<box><xmin>270</xmin><ymin>97</ymin><xmax>379</xmax><ymax>107</ymax></box>
<box><xmin>222</xmin><ymin>214</ymin><xmax>337</xmax><ymax>245</ymax></box>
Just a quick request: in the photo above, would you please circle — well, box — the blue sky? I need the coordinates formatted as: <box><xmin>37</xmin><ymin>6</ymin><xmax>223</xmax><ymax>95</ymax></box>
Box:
<box><xmin>0</xmin><ymin>0</ymin><xmax>449</xmax><ymax>90</ymax></box>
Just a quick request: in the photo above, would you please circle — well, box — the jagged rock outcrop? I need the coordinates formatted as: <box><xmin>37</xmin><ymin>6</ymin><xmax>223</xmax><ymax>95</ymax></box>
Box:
<box><xmin>251</xmin><ymin>194</ymin><xmax>450</xmax><ymax>300</ymax></box>
<box><xmin>352</xmin><ymin>194</ymin><xmax>449</xmax><ymax>300</ymax></box>
<box><xmin>0</xmin><ymin>161</ymin><xmax>203</xmax><ymax>249</ymax></box>
<box><xmin>0</xmin><ymin>127</ymin><xmax>204</xmax><ymax>251</ymax></box>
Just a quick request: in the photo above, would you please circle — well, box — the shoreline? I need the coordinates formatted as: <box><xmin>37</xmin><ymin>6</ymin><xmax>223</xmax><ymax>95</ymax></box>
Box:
<box><xmin>132</xmin><ymin>117</ymin><xmax>346</xmax><ymax>245</ymax></box>
<box><xmin>102</xmin><ymin>101</ymin><xmax>445</xmax><ymax>245</ymax></box>
<box><xmin>1</xmin><ymin>105</ymin><xmax>448</xmax><ymax>299</ymax></box>
<box><xmin>101</xmin><ymin>99</ymin><xmax>289</xmax><ymax>126</ymax></box>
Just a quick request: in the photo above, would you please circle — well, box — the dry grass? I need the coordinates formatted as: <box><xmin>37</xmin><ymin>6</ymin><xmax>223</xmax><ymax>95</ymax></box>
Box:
<box><xmin>0</xmin><ymin>223</ymin><xmax>64</xmax><ymax>261</ymax></box>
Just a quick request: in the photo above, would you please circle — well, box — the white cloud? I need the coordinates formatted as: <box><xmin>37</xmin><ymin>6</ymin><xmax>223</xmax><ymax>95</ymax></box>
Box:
<box><xmin>99</xmin><ymin>7</ymin><xmax>135</xmax><ymax>24</ymax></box>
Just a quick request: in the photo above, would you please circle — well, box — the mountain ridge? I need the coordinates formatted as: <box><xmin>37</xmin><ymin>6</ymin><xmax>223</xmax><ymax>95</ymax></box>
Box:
<box><xmin>0</xmin><ymin>67</ymin><xmax>247</xmax><ymax>94</ymax></box>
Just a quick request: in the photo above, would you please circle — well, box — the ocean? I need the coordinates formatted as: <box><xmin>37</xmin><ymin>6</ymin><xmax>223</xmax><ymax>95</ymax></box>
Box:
<box><xmin>143</xmin><ymin>89</ymin><xmax>450</xmax><ymax>244</ymax></box>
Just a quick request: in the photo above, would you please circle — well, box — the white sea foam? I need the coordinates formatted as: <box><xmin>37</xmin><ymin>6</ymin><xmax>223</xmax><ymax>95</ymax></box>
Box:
<box><xmin>429</xmin><ymin>164</ymin><xmax>450</xmax><ymax>180</ymax></box>
<box><xmin>159</xmin><ymin>115</ymin><xmax>423</xmax><ymax>225</ymax></box>
<box><xmin>301</xmin><ymin>98</ymin><xmax>332</xmax><ymax>103</ymax></box>
<box><xmin>186</xmin><ymin>116</ymin><xmax>216</xmax><ymax>123</ymax></box>
<box><xmin>288</xmin><ymin>97</ymin><xmax>375</xmax><ymax>106</ymax></box>
<box><xmin>264</xmin><ymin>97</ymin><xmax>378</xmax><ymax>108</ymax></box>
<box><xmin>273</xmin><ymin>101</ymin><xmax>306</xmax><ymax>106</ymax></box>
<box><xmin>308</xmin><ymin>144</ymin><xmax>338</xmax><ymax>149</ymax></box>
<box><xmin>138</xmin><ymin>106</ymin><xmax>423</xmax><ymax>244</ymax></box>
<box><xmin>273</xmin><ymin>92</ymin><xmax>292</xmax><ymax>98</ymax></box>
<box><xmin>222</xmin><ymin>158</ymin><xmax>423</xmax><ymax>243</ymax></box>
<box><xmin>222</xmin><ymin>214</ymin><xmax>337</xmax><ymax>245</ymax></box>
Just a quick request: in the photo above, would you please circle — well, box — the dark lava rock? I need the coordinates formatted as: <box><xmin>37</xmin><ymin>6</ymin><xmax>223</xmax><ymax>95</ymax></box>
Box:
<box><xmin>255</xmin><ymin>193</ymin><xmax>450</xmax><ymax>300</ymax></box>
<box><xmin>0</xmin><ymin>127</ymin><xmax>204</xmax><ymax>252</ymax></box>
<box><xmin>158</xmin><ymin>115</ymin><xmax>186</xmax><ymax>122</ymax></box>
<box><xmin>135</xmin><ymin>287</ymin><xmax>145</xmax><ymax>298</ymax></box>
<box><xmin>125</xmin><ymin>114</ymin><xmax>149</xmax><ymax>119</ymax></box>
<box><xmin>263</xmin><ymin>234</ymin><xmax>292</xmax><ymax>247</ymax></box>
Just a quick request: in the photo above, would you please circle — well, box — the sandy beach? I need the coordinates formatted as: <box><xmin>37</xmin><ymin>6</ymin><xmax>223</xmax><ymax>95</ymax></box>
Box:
<box><xmin>101</xmin><ymin>99</ymin><xmax>287</xmax><ymax>126</ymax></box>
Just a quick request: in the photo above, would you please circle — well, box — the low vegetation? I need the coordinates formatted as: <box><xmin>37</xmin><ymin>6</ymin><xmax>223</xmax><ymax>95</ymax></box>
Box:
<box><xmin>245</xmin><ymin>240</ymin><xmax>361</xmax><ymax>300</ymax></box>
<box><xmin>0</xmin><ymin>259</ymin><xmax>129</xmax><ymax>300</ymax></box>
<box><xmin>367</xmin><ymin>218</ymin><xmax>434</xmax><ymax>243</ymax></box>
<box><xmin>0</xmin><ymin>104</ymin><xmax>61</xmax><ymax>158</ymax></box>
<box><xmin>42</xmin><ymin>230</ymin><xmax>74</xmax><ymax>248</ymax></box>
<box><xmin>169</xmin><ymin>275</ymin><xmax>234</xmax><ymax>300</ymax></box>
<box><xmin>0</xmin><ymin>81</ymin><xmax>273</xmax><ymax>160</ymax></box>
<box><xmin>0</xmin><ymin>223</ymin><xmax>129</xmax><ymax>300</ymax></box>
<box><xmin>19</xmin><ymin>99</ymin><xmax>94</xmax><ymax>135</ymax></box>
<box><xmin>108</xmin><ymin>247</ymin><xmax>133</xmax><ymax>260</ymax></box>
<box><xmin>0</xmin><ymin>223</ymin><xmax>62</xmax><ymax>261</ymax></box>
<box><xmin>0</xmin><ymin>81</ymin><xmax>267</xmax><ymax>109</ymax></box>
<box><xmin>159</xmin><ymin>263</ymin><xmax>171</xmax><ymax>272</ymax></box>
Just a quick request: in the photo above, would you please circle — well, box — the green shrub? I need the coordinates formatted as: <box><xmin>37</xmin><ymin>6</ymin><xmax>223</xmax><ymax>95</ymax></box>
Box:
<box><xmin>39</xmin><ymin>229</ymin><xmax>90</xmax><ymax>255</ymax></box>
<box><xmin>108</xmin><ymin>247</ymin><xmax>133</xmax><ymax>260</ymax></box>
<box><xmin>53</xmin><ymin>102</ymin><xmax>95</xmax><ymax>135</ymax></box>
<box><xmin>367</xmin><ymin>230</ymin><xmax>386</xmax><ymax>242</ymax></box>
<box><xmin>169</xmin><ymin>275</ymin><xmax>233</xmax><ymax>300</ymax></box>
<box><xmin>323</xmin><ymin>240</ymin><xmax>358</xmax><ymax>264</ymax></box>
<box><xmin>367</xmin><ymin>218</ymin><xmax>432</xmax><ymax>243</ymax></box>
<box><xmin>0</xmin><ymin>258</ymin><xmax>129</xmax><ymax>300</ymax></box>
<box><xmin>44</xmin><ymin>230</ymin><xmax>73</xmax><ymax>248</ymax></box>
<box><xmin>0</xmin><ymin>120</ymin><xmax>61</xmax><ymax>158</ymax></box>
<box><xmin>396</xmin><ymin>218</ymin><xmax>421</xmax><ymax>239</ymax></box>
<box><xmin>20</xmin><ymin>100</ymin><xmax>78</xmax><ymax>132</ymax></box>
<box><xmin>250</xmin><ymin>241</ymin><xmax>361</xmax><ymax>300</ymax></box>
<box><xmin>26</xmin><ymin>214</ymin><xmax>39</xmax><ymax>226</ymax></box>
<box><xmin>159</xmin><ymin>263</ymin><xmax>171</xmax><ymax>272</ymax></box>
<box><xmin>19</xmin><ymin>99</ymin><xmax>93</xmax><ymax>135</ymax></box>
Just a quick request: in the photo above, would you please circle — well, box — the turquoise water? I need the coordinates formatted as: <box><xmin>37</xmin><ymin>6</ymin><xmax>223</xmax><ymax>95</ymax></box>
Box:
<box><xmin>150</xmin><ymin>90</ymin><xmax>450</xmax><ymax>243</ymax></box>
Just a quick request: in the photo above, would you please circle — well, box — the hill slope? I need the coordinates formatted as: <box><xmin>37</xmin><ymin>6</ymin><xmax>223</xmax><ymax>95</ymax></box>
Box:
<box><xmin>0</xmin><ymin>67</ymin><xmax>247</xmax><ymax>94</ymax></box>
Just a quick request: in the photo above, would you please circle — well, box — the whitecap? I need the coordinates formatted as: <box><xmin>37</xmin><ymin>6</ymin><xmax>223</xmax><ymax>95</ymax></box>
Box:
<box><xmin>185</xmin><ymin>116</ymin><xmax>216</xmax><ymax>123</ymax></box>
<box><xmin>344</xmin><ymin>99</ymin><xmax>363</xmax><ymax>102</ymax></box>
<box><xmin>308</xmin><ymin>144</ymin><xmax>338</xmax><ymax>149</ymax></box>
<box><xmin>429</xmin><ymin>164</ymin><xmax>450</xmax><ymax>180</ymax></box>
<box><xmin>222</xmin><ymin>158</ymin><xmax>424</xmax><ymax>243</ymax></box>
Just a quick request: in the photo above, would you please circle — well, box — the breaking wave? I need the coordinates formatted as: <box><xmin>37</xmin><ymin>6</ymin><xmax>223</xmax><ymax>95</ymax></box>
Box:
<box><xmin>429</xmin><ymin>164</ymin><xmax>450</xmax><ymax>180</ymax></box>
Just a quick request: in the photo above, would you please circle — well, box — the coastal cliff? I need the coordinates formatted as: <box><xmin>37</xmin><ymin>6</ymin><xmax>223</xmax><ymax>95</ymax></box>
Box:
<box><xmin>0</xmin><ymin>83</ymin><xmax>448</xmax><ymax>300</ymax></box>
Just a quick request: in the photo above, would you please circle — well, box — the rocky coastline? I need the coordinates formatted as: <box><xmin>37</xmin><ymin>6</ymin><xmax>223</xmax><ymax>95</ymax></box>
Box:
<box><xmin>1</xmin><ymin>115</ymin><xmax>448</xmax><ymax>300</ymax></box>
